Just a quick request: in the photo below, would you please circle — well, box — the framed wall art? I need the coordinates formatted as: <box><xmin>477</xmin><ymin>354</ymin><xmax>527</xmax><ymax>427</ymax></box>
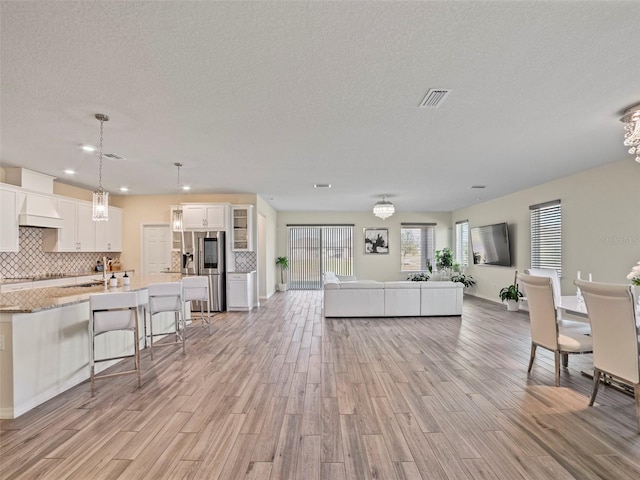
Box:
<box><xmin>364</xmin><ymin>228</ymin><xmax>389</xmax><ymax>254</ymax></box>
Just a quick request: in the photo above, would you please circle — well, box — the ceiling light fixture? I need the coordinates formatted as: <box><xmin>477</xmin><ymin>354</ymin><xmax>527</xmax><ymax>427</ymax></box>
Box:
<box><xmin>172</xmin><ymin>163</ymin><xmax>184</xmax><ymax>231</ymax></box>
<box><xmin>373</xmin><ymin>196</ymin><xmax>395</xmax><ymax>220</ymax></box>
<box><xmin>82</xmin><ymin>144</ymin><xmax>97</xmax><ymax>152</ymax></box>
<box><xmin>64</xmin><ymin>169</ymin><xmax>75</xmax><ymax>175</ymax></box>
<box><xmin>119</xmin><ymin>186</ymin><xmax>129</xmax><ymax>192</ymax></box>
<box><xmin>92</xmin><ymin>113</ymin><xmax>109</xmax><ymax>222</ymax></box>
<box><xmin>621</xmin><ymin>103</ymin><xmax>640</xmax><ymax>163</ymax></box>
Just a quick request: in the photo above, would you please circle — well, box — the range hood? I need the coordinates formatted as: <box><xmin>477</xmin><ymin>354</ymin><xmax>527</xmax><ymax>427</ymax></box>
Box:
<box><xmin>18</xmin><ymin>194</ymin><xmax>63</xmax><ymax>229</ymax></box>
<box><xmin>4</xmin><ymin>167</ymin><xmax>64</xmax><ymax>228</ymax></box>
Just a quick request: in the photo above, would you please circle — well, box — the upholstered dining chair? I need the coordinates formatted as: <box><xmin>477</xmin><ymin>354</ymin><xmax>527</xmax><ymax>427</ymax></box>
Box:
<box><xmin>575</xmin><ymin>279</ymin><xmax>640</xmax><ymax>432</ymax></box>
<box><xmin>518</xmin><ymin>273</ymin><xmax>593</xmax><ymax>386</ymax></box>
<box><xmin>182</xmin><ymin>276</ymin><xmax>212</xmax><ymax>335</ymax></box>
<box><xmin>524</xmin><ymin>267</ymin><xmax>588</xmax><ymax>333</ymax></box>
<box><xmin>147</xmin><ymin>282</ymin><xmax>186</xmax><ymax>360</ymax></box>
<box><xmin>89</xmin><ymin>291</ymin><xmax>141</xmax><ymax>396</ymax></box>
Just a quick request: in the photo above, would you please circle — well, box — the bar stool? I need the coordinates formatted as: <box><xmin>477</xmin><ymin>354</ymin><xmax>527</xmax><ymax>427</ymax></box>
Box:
<box><xmin>182</xmin><ymin>276</ymin><xmax>212</xmax><ymax>335</ymax></box>
<box><xmin>147</xmin><ymin>282</ymin><xmax>185</xmax><ymax>360</ymax></box>
<box><xmin>137</xmin><ymin>288</ymin><xmax>150</xmax><ymax>348</ymax></box>
<box><xmin>89</xmin><ymin>291</ymin><xmax>141</xmax><ymax>396</ymax></box>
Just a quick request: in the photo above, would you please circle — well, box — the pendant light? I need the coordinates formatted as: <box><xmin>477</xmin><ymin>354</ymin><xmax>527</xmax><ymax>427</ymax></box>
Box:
<box><xmin>172</xmin><ymin>162</ymin><xmax>184</xmax><ymax>231</ymax></box>
<box><xmin>92</xmin><ymin>113</ymin><xmax>109</xmax><ymax>221</ymax></box>
<box><xmin>373</xmin><ymin>196</ymin><xmax>395</xmax><ymax>220</ymax></box>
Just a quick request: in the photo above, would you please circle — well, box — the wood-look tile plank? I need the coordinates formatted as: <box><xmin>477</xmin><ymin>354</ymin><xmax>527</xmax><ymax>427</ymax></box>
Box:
<box><xmin>321</xmin><ymin>462</ymin><xmax>347</xmax><ymax>480</ymax></box>
<box><xmin>321</xmin><ymin>396</ymin><xmax>344</xmax><ymax>463</ymax></box>
<box><xmin>370</xmin><ymin>397</ymin><xmax>414</xmax><ymax>462</ymax></box>
<box><xmin>216</xmin><ymin>433</ymin><xmax>259</xmax><ymax>480</ymax></box>
<box><xmin>340</xmin><ymin>413</ymin><xmax>371</xmax><ymax>480</ymax></box>
<box><xmin>244</xmin><ymin>461</ymin><xmax>273</xmax><ymax>479</ymax></box>
<box><xmin>393</xmin><ymin>461</ymin><xmax>423</xmax><ymax>480</ymax></box>
<box><xmin>270</xmin><ymin>414</ymin><xmax>303</xmax><ymax>480</ymax></box>
<box><xmin>295</xmin><ymin>435</ymin><xmax>321</xmax><ymax>480</ymax></box>
<box><xmin>362</xmin><ymin>434</ymin><xmax>398</xmax><ymax>480</ymax></box>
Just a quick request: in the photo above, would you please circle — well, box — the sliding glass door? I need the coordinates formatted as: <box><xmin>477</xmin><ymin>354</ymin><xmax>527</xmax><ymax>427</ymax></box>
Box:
<box><xmin>287</xmin><ymin>225</ymin><xmax>353</xmax><ymax>290</ymax></box>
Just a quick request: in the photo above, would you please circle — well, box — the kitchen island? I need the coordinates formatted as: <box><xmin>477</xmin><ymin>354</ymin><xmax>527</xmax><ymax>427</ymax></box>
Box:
<box><xmin>0</xmin><ymin>274</ymin><xmax>184</xmax><ymax>419</ymax></box>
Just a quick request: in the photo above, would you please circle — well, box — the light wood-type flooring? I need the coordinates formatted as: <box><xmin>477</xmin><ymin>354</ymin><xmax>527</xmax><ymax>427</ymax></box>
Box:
<box><xmin>2</xmin><ymin>292</ymin><xmax>640</xmax><ymax>479</ymax></box>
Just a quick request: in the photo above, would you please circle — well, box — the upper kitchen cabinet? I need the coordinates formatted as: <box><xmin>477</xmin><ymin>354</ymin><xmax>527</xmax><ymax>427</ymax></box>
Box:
<box><xmin>43</xmin><ymin>199</ymin><xmax>95</xmax><ymax>252</ymax></box>
<box><xmin>94</xmin><ymin>206</ymin><xmax>123</xmax><ymax>251</ymax></box>
<box><xmin>0</xmin><ymin>185</ymin><xmax>20</xmax><ymax>252</ymax></box>
<box><xmin>231</xmin><ymin>205</ymin><xmax>254</xmax><ymax>251</ymax></box>
<box><xmin>182</xmin><ymin>204</ymin><xmax>227</xmax><ymax>231</ymax></box>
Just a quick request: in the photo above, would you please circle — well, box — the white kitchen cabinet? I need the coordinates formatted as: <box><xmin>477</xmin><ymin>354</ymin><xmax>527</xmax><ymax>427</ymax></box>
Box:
<box><xmin>43</xmin><ymin>199</ymin><xmax>95</xmax><ymax>252</ymax></box>
<box><xmin>227</xmin><ymin>272</ymin><xmax>255</xmax><ymax>311</ymax></box>
<box><xmin>0</xmin><ymin>185</ymin><xmax>20</xmax><ymax>252</ymax></box>
<box><xmin>94</xmin><ymin>206</ymin><xmax>123</xmax><ymax>252</ymax></box>
<box><xmin>182</xmin><ymin>204</ymin><xmax>227</xmax><ymax>230</ymax></box>
<box><xmin>231</xmin><ymin>205</ymin><xmax>253</xmax><ymax>251</ymax></box>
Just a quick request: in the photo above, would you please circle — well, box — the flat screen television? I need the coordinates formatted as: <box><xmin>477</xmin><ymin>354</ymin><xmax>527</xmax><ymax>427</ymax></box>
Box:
<box><xmin>470</xmin><ymin>222</ymin><xmax>512</xmax><ymax>266</ymax></box>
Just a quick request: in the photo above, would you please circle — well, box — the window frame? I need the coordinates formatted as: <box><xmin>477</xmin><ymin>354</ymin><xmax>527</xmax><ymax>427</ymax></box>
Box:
<box><xmin>455</xmin><ymin>220</ymin><xmax>469</xmax><ymax>267</ymax></box>
<box><xmin>530</xmin><ymin>200</ymin><xmax>562</xmax><ymax>276</ymax></box>
<box><xmin>400</xmin><ymin>223</ymin><xmax>436</xmax><ymax>272</ymax></box>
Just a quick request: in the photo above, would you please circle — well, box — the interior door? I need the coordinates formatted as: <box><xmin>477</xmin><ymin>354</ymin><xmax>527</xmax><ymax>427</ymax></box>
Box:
<box><xmin>142</xmin><ymin>224</ymin><xmax>171</xmax><ymax>275</ymax></box>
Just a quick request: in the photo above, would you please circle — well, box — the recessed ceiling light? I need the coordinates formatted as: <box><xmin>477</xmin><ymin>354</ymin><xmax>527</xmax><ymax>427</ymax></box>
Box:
<box><xmin>64</xmin><ymin>169</ymin><xmax>75</xmax><ymax>175</ymax></box>
<box><xmin>314</xmin><ymin>184</ymin><xmax>331</xmax><ymax>188</ymax></box>
<box><xmin>81</xmin><ymin>145</ymin><xmax>97</xmax><ymax>152</ymax></box>
<box><xmin>119</xmin><ymin>186</ymin><xmax>129</xmax><ymax>192</ymax></box>
<box><xmin>182</xmin><ymin>185</ymin><xmax>191</xmax><ymax>191</ymax></box>
<box><xmin>470</xmin><ymin>185</ymin><xmax>486</xmax><ymax>189</ymax></box>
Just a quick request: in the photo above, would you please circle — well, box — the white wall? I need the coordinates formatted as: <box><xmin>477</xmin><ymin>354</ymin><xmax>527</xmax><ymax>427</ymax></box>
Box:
<box><xmin>453</xmin><ymin>159</ymin><xmax>640</xmax><ymax>302</ymax></box>
<box><xmin>256</xmin><ymin>196</ymin><xmax>278</xmax><ymax>298</ymax></box>
<box><xmin>276</xmin><ymin>211</ymin><xmax>452</xmax><ymax>282</ymax></box>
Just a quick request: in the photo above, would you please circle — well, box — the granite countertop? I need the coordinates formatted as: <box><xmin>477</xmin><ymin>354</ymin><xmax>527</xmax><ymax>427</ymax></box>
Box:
<box><xmin>1</xmin><ymin>270</ymin><xmax>135</xmax><ymax>286</ymax></box>
<box><xmin>0</xmin><ymin>274</ymin><xmax>184</xmax><ymax>314</ymax></box>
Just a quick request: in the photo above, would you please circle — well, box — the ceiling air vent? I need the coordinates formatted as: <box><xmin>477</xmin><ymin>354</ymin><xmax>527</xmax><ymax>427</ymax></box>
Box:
<box><xmin>419</xmin><ymin>89</ymin><xmax>451</xmax><ymax>108</ymax></box>
<box><xmin>104</xmin><ymin>153</ymin><xmax>126</xmax><ymax>160</ymax></box>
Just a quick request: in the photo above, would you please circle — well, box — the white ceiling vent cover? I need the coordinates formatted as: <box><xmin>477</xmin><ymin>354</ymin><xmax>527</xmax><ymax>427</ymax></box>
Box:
<box><xmin>419</xmin><ymin>89</ymin><xmax>451</xmax><ymax>108</ymax></box>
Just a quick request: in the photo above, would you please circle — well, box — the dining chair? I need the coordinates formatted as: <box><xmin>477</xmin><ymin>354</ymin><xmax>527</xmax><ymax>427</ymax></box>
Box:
<box><xmin>147</xmin><ymin>282</ymin><xmax>186</xmax><ymax>360</ymax></box>
<box><xmin>89</xmin><ymin>291</ymin><xmax>141</xmax><ymax>396</ymax></box>
<box><xmin>518</xmin><ymin>273</ymin><xmax>593</xmax><ymax>386</ymax></box>
<box><xmin>574</xmin><ymin>279</ymin><xmax>640</xmax><ymax>432</ymax></box>
<box><xmin>524</xmin><ymin>267</ymin><xmax>589</xmax><ymax>333</ymax></box>
<box><xmin>182</xmin><ymin>276</ymin><xmax>212</xmax><ymax>335</ymax></box>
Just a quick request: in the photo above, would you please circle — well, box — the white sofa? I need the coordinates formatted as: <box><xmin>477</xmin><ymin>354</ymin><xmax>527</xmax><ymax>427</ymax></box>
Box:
<box><xmin>323</xmin><ymin>273</ymin><xmax>463</xmax><ymax>317</ymax></box>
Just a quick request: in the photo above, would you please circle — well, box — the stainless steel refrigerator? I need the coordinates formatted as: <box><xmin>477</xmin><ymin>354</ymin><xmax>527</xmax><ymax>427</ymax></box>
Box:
<box><xmin>181</xmin><ymin>231</ymin><xmax>226</xmax><ymax>311</ymax></box>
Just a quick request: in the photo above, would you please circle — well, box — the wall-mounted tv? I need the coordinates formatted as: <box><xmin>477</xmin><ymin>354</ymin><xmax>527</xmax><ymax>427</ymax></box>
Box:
<box><xmin>470</xmin><ymin>222</ymin><xmax>512</xmax><ymax>266</ymax></box>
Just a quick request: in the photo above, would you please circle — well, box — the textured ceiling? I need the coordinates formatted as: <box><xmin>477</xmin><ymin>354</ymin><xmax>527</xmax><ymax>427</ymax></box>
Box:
<box><xmin>1</xmin><ymin>1</ymin><xmax>639</xmax><ymax>213</ymax></box>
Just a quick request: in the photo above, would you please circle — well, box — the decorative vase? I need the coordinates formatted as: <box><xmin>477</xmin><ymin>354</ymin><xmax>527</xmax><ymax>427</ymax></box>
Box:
<box><xmin>506</xmin><ymin>300</ymin><xmax>519</xmax><ymax>312</ymax></box>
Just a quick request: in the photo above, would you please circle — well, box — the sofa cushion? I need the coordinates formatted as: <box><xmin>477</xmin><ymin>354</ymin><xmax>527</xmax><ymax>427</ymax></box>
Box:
<box><xmin>323</xmin><ymin>282</ymin><xmax>341</xmax><ymax>290</ymax></box>
<box><xmin>384</xmin><ymin>281</ymin><xmax>421</xmax><ymax>289</ymax></box>
<box><xmin>420</xmin><ymin>281</ymin><xmax>463</xmax><ymax>289</ymax></box>
<box><xmin>339</xmin><ymin>280</ymin><xmax>384</xmax><ymax>289</ymax></box>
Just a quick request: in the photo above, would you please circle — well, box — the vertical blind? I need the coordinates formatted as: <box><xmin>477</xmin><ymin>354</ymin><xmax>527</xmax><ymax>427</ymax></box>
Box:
<box><xmin>400</xmin><ymin>223</ymin><xmax>436</xmax><ymax>271</ymax></box>
<box><xmin>287</xmin><ymin>225</ymin><xmax>353</xmax><ymax>290</ymax></box>
<box><xmin>530</xmin><ymin>200</ymin><xmax>562</xmax><ymax>276</ymax></box>
<box><xmin>455</xmin><ymin>220</ymin><xmax>469</xmax><ymax>266</ymax></box>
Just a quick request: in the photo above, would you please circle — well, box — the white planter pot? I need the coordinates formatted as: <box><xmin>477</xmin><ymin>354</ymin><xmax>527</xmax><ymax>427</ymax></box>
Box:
<box><xmin>278</xmin><ymin>283</ymin><xmax>288</xmax><ymax>292</ymax></box>
<box><xmin>506</xmin><ymin>299</ymin><xmax>520</xmax><ymax>311</ymax></box>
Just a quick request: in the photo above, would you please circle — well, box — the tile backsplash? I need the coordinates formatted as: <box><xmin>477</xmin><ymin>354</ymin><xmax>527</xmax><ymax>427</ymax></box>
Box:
<box><xmin>234</xmin><ymin>251</ymin><xmax>257</xmax><ymax>271</ymax></box>
<box><xmin>0</xmin><ymin>227</ymin><xmax>112</xmax><ymax>279</ymax></box>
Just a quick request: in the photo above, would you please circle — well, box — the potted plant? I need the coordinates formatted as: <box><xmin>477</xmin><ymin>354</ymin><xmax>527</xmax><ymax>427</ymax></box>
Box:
<box><xmin>451</xmin><ymin>272</ymin><xmax>476</xmax><ymax>288</ymax></box>
<box><xmin>499</xmin><ymin>284</ymin><xmax>523</xmax><ymax>311</ymax></box>
<box><xmin>275</xmin><ymin>256</ymin><xmax>289</xmax><ymax>292</ymax></box>
<box><xmin>435</xmin><ymin>248</ymin><xmax>454</xmax><ymax>270</ymax></box>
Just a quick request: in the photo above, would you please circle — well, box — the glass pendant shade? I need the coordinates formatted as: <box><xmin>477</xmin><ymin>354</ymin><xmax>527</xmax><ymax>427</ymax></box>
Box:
<box><xmin>621</xmin><ymin>104</ymin><xmax>640</xmax><ymax>163</ymax></box>
<box><xmin>373</xmin><ymin>197</ymin><xmax>395</xmax><ymax>220</ymax></box>
<box><xmin>92</xmin><ymin>190</ymin><xmax>109</xmax><ymax>221</ymax></box>
<box><xmin>172</xmin><ymin>207</ymin><xmax>183</xmax><ymax>232</ymax></box>
<box><xmin>92</xmin><ymin>113</ymin><xmax>110</xmax><ymax>222</ymax></box>
<box><xmin>172</xmin><ymin>162</ymin><xmax>184</xmax><ymax>231</ymax></box>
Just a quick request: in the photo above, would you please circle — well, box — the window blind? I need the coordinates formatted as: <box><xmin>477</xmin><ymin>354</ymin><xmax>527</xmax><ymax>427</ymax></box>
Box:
<box><xmin>530</xmin><ymin>200</ymin><xmax>562</xmax><ymax>276</ymax></box>
<box><xmin>287</xmin><ymin>225</ymin><xmax>353</xmax><ymax>290</ymax></box>
<box><xmin>455</xmin><ymin>220</ymin><xmax>469</xmax><ymax>266</ymax></box>
<box><xmin>400</xmin><ymin>223</ymin><xmax>436</xmax><ymax>271</ymax></box>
